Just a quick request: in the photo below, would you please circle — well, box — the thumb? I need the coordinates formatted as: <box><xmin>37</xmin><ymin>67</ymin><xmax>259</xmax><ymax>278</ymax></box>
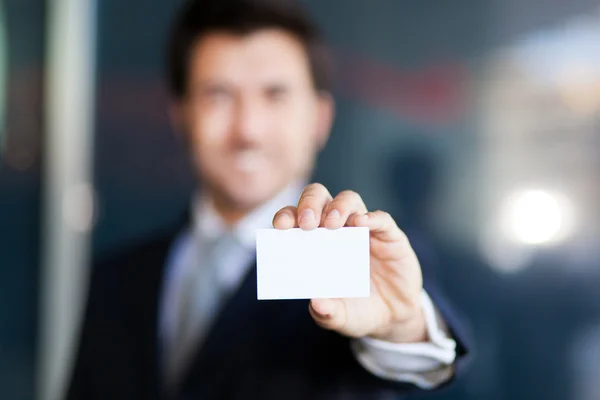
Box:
<box><xmin>309</xmin><ymin>298</ymin><xmax>346</xmax><ymax>331</ymax></box>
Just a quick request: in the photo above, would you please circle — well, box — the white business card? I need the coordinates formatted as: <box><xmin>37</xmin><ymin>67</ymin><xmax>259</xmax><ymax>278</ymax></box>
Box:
<box><xmin>256</xmin><ymin>227</ymin><xmax>370</xmax><ymax>300</ymax></box>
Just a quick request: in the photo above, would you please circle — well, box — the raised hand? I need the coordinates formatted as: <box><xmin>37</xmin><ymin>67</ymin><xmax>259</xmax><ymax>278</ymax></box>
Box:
<box><xmin>272</xmin><ymin>183</ymin><xmax>427</xmax><ymax>343</ymax></box>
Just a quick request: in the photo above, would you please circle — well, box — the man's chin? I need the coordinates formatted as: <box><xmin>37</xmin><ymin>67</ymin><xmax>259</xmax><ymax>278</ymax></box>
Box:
<box><xmin>223</xmin><ymin>182</ymin><xmax>281</xmax><ymax>210</ymax></box>
<box><xmin>230</xmin><ymin>191</ymin><xmax>277</xmax><ymax>211</ymax></box>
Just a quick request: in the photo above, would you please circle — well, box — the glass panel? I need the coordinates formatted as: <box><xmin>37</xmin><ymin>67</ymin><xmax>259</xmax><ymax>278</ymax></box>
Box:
<box><xmin>93</xmin><ymin>0</ymin><xmax>192</xmax><ymax>254</ymax></box>
<box><xmin>0</xmin><ymin>0</ymin><xmax>45</xmax><ymax>398</ymax></box>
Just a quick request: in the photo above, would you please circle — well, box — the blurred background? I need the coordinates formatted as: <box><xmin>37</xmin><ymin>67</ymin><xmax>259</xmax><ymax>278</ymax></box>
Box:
<box><xmin>2</xmin><ymin>0</ymin><xmax>600</xmax><ymax>399</ymax></box>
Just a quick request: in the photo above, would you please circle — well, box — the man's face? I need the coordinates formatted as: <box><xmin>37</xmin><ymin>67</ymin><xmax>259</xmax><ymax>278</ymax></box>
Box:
<box><xmin>173</xmin><ymin>29</ymin><xmax>333</xmax><ymax>213</ymax></box>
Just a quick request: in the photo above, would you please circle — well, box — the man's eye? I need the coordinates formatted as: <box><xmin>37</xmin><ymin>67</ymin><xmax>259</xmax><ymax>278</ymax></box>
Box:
<box><xmin>266</xmin><ymin>87</ymin><xmax>288</xmax><ymax>102</ymax></box>
<box><xmin>207</xmin><ymin>89</ymin><xmax>231</xmax><ymax>99</ymax></box>
<box><xmin>200</xmin><ymin>86</ymin><xmax>233</xmax><ymax>103</ymax></box>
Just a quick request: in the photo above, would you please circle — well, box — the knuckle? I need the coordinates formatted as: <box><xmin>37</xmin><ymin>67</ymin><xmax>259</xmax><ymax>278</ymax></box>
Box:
<box><xmin>303</xmin><ymin>182</ymin><xmax>326</xmax><ymax>195</ymax></box>
<box><xmin>338</xmin><ymin>189</ymin><xmax>359</xmax><ymax>200</ymax></box>
<box><xmin>298</xmin><ymin>194</ymin><xmax>320</xmax><ymax>209</ymax></box>
<box><xmin>299</xmin><ymin>192</ymin><xmax>319</xmax><ymax>202</ymax></box>
<box><xmin>300</xmin><ymin>183</ymin><xmax>330</xmax><ymax>205</ymax></box>
<box><xmin>373</xmin><ymin>210</ymin><xmax>391</xmax><ymax>219</ymax></box>
<box><xmin>332</xmin><ymin>190</ymin><xmax>364</xmax><ymax>212</ymax></box>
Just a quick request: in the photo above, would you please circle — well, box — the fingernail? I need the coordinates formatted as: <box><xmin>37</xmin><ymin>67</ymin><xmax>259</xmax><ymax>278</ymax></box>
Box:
<box><xmin>300</xmin><ymin>209</ymin><xmax>315</xmax><ymax>225</ymax></box>
<box><xmin>326</xmin><ymin>209</ymin><xmax>340</xmax><ymax>221</ymax></box>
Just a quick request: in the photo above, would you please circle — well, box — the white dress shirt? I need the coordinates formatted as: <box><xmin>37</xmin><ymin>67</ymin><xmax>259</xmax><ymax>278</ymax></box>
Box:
<box><xmin>160</xmin><ymin>182</ymin><xmax>457</xmax><ymax>389</ymax></box>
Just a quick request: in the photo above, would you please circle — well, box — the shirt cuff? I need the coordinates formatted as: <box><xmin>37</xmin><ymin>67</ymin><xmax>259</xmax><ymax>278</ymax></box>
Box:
<box><xmin>351</xmin><ymin>289</ymin><xmax>457</xmax><ymax>389</ymax></box>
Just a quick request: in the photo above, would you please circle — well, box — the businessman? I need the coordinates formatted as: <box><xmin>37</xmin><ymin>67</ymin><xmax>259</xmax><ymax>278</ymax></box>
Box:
<box><xmin>67</xmin><ymin>0</ymin><xmax>469</xmax><ymax>399</ymax></box>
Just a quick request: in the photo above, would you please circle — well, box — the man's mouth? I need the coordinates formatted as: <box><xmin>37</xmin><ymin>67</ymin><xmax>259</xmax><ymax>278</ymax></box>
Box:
<box><xmin>232</xmin><ymin>150</ymin><xmax>267</xmax><ymax>173</ymax></box>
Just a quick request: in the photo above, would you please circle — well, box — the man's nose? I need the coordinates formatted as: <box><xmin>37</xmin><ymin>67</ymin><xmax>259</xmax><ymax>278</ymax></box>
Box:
<box><xmin>231</xmin><ymin>96</ymin><xmax>267</xmax><ymax>145</ymax></box>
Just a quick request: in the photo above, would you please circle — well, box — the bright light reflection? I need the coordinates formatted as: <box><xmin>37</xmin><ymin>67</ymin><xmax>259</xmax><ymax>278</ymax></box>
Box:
<box><xmin>500</xmin><ymin>189</ymin><xmax>573</xmax><ymax>245</ymax></box>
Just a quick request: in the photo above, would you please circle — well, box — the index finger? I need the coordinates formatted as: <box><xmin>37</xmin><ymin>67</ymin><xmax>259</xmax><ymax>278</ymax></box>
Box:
<box><xmin>296</xmin><ymin>183</ymin><xmax>332</xmax><ymax>230</ymax></box>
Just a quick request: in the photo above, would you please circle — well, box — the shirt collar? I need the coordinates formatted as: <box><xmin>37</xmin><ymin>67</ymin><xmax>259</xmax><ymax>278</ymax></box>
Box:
<box><xmin>193</xmin><ymin>181</ymin><xmax>305</xmax><ymax>249</ymax></box>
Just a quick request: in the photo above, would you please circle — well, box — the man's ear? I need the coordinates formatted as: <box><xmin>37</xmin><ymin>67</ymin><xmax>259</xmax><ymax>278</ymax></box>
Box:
<box><xmin>316</xmin><ymin>91</ymin><xmax>335</xmax><ymax>151</ymax></box>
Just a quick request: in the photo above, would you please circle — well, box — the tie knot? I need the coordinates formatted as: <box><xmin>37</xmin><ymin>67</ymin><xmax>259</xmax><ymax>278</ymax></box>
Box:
<box><xmin>206</xmin><ymin>230</ymin><xmax>238</xmax><ymax>260</ymax></box>
<box><xmin>196</xmin><ymin>226</ymin><xmax>232</xmax><ymax>259</ymax></box>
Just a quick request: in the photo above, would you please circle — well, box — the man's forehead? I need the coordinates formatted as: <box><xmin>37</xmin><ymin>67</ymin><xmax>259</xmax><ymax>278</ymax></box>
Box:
<box><xmin>189</xmin><ymin>29</ymin><xmax>312</xmax><ymax>83</ymax></box>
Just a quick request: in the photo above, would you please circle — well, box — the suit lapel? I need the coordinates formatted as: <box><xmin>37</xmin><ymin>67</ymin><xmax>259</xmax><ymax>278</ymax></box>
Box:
<box><xmin>176</xmin><ymin>259</ymin><xmax>259</xmax><ymax>396</ymax></box>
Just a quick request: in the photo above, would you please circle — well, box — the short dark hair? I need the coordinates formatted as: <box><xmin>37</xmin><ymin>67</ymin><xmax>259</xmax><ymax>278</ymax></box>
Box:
<box><xmin>166</xmin><ymin>0</ymin><xmax>331</xmax><ymax>99</ymax></box>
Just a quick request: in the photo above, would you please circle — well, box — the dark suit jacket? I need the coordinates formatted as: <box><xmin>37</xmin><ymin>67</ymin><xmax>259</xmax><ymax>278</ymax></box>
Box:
<box><xmin>66</xmin><ymin>226</ymin><xmax>469</xmax><ymax>400</ymax></box>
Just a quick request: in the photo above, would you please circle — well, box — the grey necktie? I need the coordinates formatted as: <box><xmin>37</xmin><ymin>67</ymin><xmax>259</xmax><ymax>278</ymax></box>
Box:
<box><xmin>165</xmin><ymin>232</ymin><xmax>235</xmax><ymax>390</ymax></box>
